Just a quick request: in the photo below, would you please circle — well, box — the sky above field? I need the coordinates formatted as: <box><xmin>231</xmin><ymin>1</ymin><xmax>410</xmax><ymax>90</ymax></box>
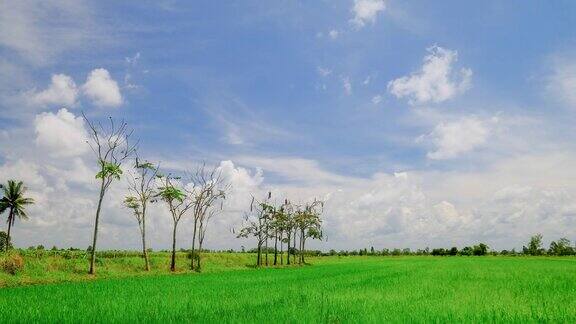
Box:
<box><xmin>1</xmin><ymin>1</ymin><xmax>576</xmax><ymax>251</ymax></box>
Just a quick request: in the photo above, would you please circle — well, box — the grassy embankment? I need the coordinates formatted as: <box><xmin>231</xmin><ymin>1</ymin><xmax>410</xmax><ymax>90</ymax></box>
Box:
<box><xmin>0</xmin><ymin>255</ymin><xmax>575</xmax><ymax>322</ymax></box>
<box><xmin>0</xmin><ymin>251</ymin><xmax>261</xmax><ymax>287</ymax></box>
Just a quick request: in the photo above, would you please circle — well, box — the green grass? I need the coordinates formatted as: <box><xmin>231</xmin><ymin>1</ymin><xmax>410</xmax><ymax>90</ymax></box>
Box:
<box><xmin>0</xmin><ymin>251</ymin><xmax>258</xmax><ymax>287</ymax></box>
<box><xmin>1</xmin><ymin>256</ymin><xmax>575</xmax><ymax>322</ymax></box>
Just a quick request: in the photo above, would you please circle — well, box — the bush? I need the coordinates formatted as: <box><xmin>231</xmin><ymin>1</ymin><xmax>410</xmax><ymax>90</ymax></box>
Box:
<box><xmin>1</xmin><ymin>253</ymin><xmax>25</xmax><ymax>275</ymax></box>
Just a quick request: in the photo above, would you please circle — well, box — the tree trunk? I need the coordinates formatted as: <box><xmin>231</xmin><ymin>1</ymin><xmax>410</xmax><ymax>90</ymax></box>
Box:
<box><xmin>141</xmin><ymin>205</ymin><xmax>150</xmax><ymax>271</ymax></box>
<box><xmin>197</xmin><ymin>240</ymin><xmax>202</xmax><ymax>271</ymax></box>
<box><xmin>300</xmin><ymin>230</ymin><xmax>304</xmax><ymax>264</ymax></box>
<box><xmin>190</xmin><ymin>217</ymin><xmax>199</xmax><ymax>270</ymax></box>
<box><xmin>301</xmin><ymin>235</ymin><xmax>306</xmax><ymax>264</ymax></box>
<box><xmin>286</xmin><ymin>232</ymin><xmax>291</xmax><ymax>265</ymax></box>
<box><xmin>280</xmin><ymin>232</ymin><xmax>283</xmax><ymax>265</ymax></box>
<box><xmin>293</xmin><ymin>230</ymin><xmax>298</xmax><ymax>264</ymax></box>
<box><xmin>256</xmin><ymin>242</ymin><xmax>262</xmax><ymax>267</ymax></box>
<box><xmin>265</xmin><ymin>236</ymin><xmax>269</xmax><ymax>266</ymax></box>
<box><xmin>171</xmin><ymin>221</ymin><xmax>178</xmax><ymax>272</ymax></box>
<box><xmin>89</xmin><ymin>179</ymin><xmax>106</xmax><ymax>275</ymax></box>
<box><xmin>273</xmin><ymin>231</ymin><xmax>278</xmax><ymax>265</ymax></box>
<box><xmin>5</xmin><ymin>207</ymin><xmax>13</xmax><ymax>252</ymax></box>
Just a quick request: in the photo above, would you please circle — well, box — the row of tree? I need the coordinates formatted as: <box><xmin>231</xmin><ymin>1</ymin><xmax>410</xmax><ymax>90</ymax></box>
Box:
<box><xmin>236</xmin><ymin>192</ymin><xmax>324</xmax><ymax>267</ymax></box>
<box><xmin>84</xmin><ymin>115</ymin><xmax>231</xmax><ymax>273</ymax></box>
<box><xmin>0</xmin><ymin>115</ymin><xmax>230</xmax><ymax>274</ymax></box>
<box><xmin>523</xmin><ymin>234</ymin><xmax>575</xmax><ymax>256</ymax></box>
<box><xmin>322</xmin><ymin>235</ymin><xmax>576</xmax><ymax>257</ymax></box>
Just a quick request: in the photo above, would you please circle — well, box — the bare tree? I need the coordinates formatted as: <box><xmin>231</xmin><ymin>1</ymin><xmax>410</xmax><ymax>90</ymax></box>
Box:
<box><xmin>84</xmin><ymin>113</ymin><xmax>136</xmax><ymax>275</ymax></box>
<box><xmin>156</xmin><ymin>174</ymin><xmax>194</xmax><ymax>272</ymax></box>
<box><xmin>272</xmin><ymin>199</ymin><xmax>291</xmax><ymax>266</ymax></box>
<box><xmin>196</xmin><ymin>205</ymin><xmax>221</xmax><ymax>271</ymax></box>
<box><xmin>124</xmin><ymin>158</ymin><xmax>159</xmax><ymax>271</ymax></box>
<box><xmin>237</xmin><ymin>194</ymin><xmax>271</xmax><ymax>267</ymax></box>
<box><xmin>295</xmin><ymin>200</ymin><xmax>323</xmax><ymax>264</ymax></box>
<box><xmin>188</xmin><ymin>164</ymin><xmax>228</xmax><ymax>271</ymax></box>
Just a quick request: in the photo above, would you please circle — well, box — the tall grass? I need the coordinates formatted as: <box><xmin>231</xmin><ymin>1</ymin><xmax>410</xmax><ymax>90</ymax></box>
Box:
<box><xmin>0</xmin><ymin>256</ymin><xmax>574</xmax><ymax>322</ymax></box>
<box><xmin>0</xmin><ymin>252</ymin><xmax>262</xmax><ymax>287</ymax></box>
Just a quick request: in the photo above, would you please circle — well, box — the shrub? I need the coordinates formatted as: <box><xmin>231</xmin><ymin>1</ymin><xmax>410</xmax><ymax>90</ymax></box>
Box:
<box><xmin>1</xmin><ymin>253</ymin><xmax>25</xmax><ymax>275</ymax></box>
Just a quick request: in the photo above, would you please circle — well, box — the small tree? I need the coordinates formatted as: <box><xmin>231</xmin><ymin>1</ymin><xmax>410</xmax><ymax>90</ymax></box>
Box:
<box><xmin>84</xmin><ymin>114</ymin><xmax>136</xmax><ymax>274</ymax></box>
<box><xmin>549</xmin><ymin>238</ymin><xmax>573</xmax><ymax>256</ymax></box>
<box><xmin>473</xmin><ymin>243</ymin><xmax>489</xmax><ymax>256</ymax></box>
<box><xmin>124</xmin><ymin>158</ymin><xmax>159</xmax><ymax>271</ymax></box>
<box><xmin>524</xmin><ymin>234</ymin><xmax>545</xmax><ymax>256</ymax></box>
<box><xmin>295</xmin><ymin>200</ymin><xmax>323</xmax><ymax>264</ymax></box>
<box><xmin>188</xmin><ymin>164</ymin><xmax>228</xmax><ymax>271</ymax></box>
<box><xmin>156</xmin><ymin>174</ymin><xmax>194</xmax><ymax>272</ymax></box>
<box><xmin>0</xmin><ymin>180</ymin><xmax>34</xmax><ymax>252</ymax></box>
<box><xmin>237</xmin><ymin>195</ymin><xmax>270</xmax><ymax>267</ymax></box>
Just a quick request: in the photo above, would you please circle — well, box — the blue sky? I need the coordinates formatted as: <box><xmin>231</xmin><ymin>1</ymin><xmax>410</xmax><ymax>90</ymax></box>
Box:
<box><xmin>1</xmin><ymin>1</ymin><xmax>576</xmax><ymax>251</ymax></box>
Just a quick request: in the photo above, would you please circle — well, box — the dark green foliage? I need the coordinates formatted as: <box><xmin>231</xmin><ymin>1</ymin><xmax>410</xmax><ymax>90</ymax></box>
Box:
<box><xmin>460</xmin><ymin>246</ymin><xmax>473</xmax><ymax>256</ymax></box>
<box><xmin>0</xmin><ymin>232</ymin><xmax>11</xmax><ymax>251</ymax></box>
<box><xmin>523</xmin><ymin>234</ymin><xmax>545</xmax><ymax>255</ymax></box>
<box><xmin>549</xmin><ymin>238</ymin><xmax>574</xmax><ymax>256</ymax></box>
<box><xmin>473</xmin><ymin>243</ymin><xmax>489</xmax><ymax>256</ymax></box>
<box><xmin>0</xmin><ymin>180</ymin><xmax>34</xmax><ymax>251</ymax></box>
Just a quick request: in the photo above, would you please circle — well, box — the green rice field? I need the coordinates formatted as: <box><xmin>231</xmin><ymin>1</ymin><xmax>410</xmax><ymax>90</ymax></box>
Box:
<box><xmin>1</xmin><ymin>256</ymin><xmax>575</xmax><ymax>322</ymax></box>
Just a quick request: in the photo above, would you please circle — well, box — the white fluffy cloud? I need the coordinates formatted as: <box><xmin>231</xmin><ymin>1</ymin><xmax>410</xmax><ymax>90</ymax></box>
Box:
<box><xmin>82</xmin><ymin>68</ymin><xmax>123</xmax><ymax>107</ymax></box>
<box><xmin>350</xmin><ymin>0</ymin><xmax>386</xmax><ymax>29</ymax></box>
<box><xmin>34</xmin><ymin>108</ymin><xmax>89</xmax><ymax>158</ymax></box>
<box><xmin>420</xmin><ymin>116</ymin><xmax>494</xmax><ymax>160</ymax></box>
<box><xmin>32</xmin><ymin>74</ymin><xmax>78</xmax><ymax>107</ymax></box>
<box><xmin>388</xmin><ymin>46</ymin><xmax>472</xmax><ymax>105</ymax></box>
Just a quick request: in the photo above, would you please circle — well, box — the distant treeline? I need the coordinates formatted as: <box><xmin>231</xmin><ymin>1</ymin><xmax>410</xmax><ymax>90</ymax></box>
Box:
<box><xmin>4</xmin><ymin>233</ymin><xmax>574</xmax><ymax>259</ymax></box>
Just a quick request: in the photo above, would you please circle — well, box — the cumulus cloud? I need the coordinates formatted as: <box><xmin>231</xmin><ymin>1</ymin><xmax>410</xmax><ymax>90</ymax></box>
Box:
<box><xmin>419</xmin><ymin>116</ymin><xmax>495</xmax><ymax>160</ymax></box>
<box><xmin>34</xmin><ymin>108</ymin><xmax>89</xmax><ymax>158</ymax></box>
<box><xmin>388</xmin><ymin>46</ymin><xmax>472</xmax><ymax>105</ymax></box>
<box><xmin>32</xmin><ymin>74</ymin><xmax>78</xmax><ymax>107</ymax></box>
<box><xmin>82</xmin><ymin>68</ymin><xmax>123</xmax><ymax>107</ymax></box>
<box><xmin>350</xmin><ymin>0</ymin><xmax>386</xmax><ymax>29</ymax></box>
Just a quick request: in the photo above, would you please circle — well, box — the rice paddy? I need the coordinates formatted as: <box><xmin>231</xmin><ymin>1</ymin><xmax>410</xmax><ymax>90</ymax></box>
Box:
<box><xmin>0</xmin><ymin>256</ymin><xmax>575</xmax><ymax>322</ymax></box>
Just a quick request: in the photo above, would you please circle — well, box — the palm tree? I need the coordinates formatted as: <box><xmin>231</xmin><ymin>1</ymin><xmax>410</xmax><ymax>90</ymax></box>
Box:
<box><xmin>0</xmin><ymin>180</ymin><xmax>34</xmax><ymax>252</ymax></box>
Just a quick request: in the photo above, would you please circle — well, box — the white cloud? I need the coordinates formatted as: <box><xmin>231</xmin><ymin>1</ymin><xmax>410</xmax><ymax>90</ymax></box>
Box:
<box><xmin>388</xmin><ymin>46</ymin><xmax>472</xmax><ymax>105</ymax></box>
<box><xmin>329</xmin><ymin>29</ymin><xmax>339</xmax><ymax>39</ymax></box>
<box><xmin>34</xmin><ymin>108</ymin><xmax>89</xmax><ymax>158</ymax></box>
<box><xmin>236</xmin><ymin>156</ymin><xmax>356</xmax><ymax>186</ymax></box>
<box><xmin>547</xmin><ymin>56</ymin><xmax>576</xmax><ymax>108</ymax></box>
<box><xmin>372</xmin><ymin>94</ymin><xmax>383</xmax><ymax>104</ymax></box>
<box><xmin>32</xmin><ymin>74</ymin><xmax>78</xmax><ymax>107</ymax></box>
<box><xmin>0</xmin><ymin>160</ymin><xmax>48</xmax><ymax>189</ymax></box>
<box><xmin>317</xmin><ymin>67</ymin><xmax>332</xmax><ymax>77</ymax></box>
<box><xmin>82</xmin><ymin>68</ymin><xmax>123</xmax><ymax>107</ymax></box>
<box><xmin>342</xmin><ymin>76</ymin><xmax>352</xmax><ymax>95</ymax></box>
<box><xmin>350</xmin><ymin>0</ymin><xmax>386</xmax><ymax>29</ymax></box>
<box><xmin>420</xmin><ymin>116</ymin><xmax>494</xmax><ymax>160</ymax></box>
<box><xmin>363</xmin><ymin>76</ymin><xmax>371</xmax><ymax>85</ymax></box>
<box><xmin>0</xmin><ymin>1</ymin><xmax>100</xmax><ymax>65</ymax></box>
